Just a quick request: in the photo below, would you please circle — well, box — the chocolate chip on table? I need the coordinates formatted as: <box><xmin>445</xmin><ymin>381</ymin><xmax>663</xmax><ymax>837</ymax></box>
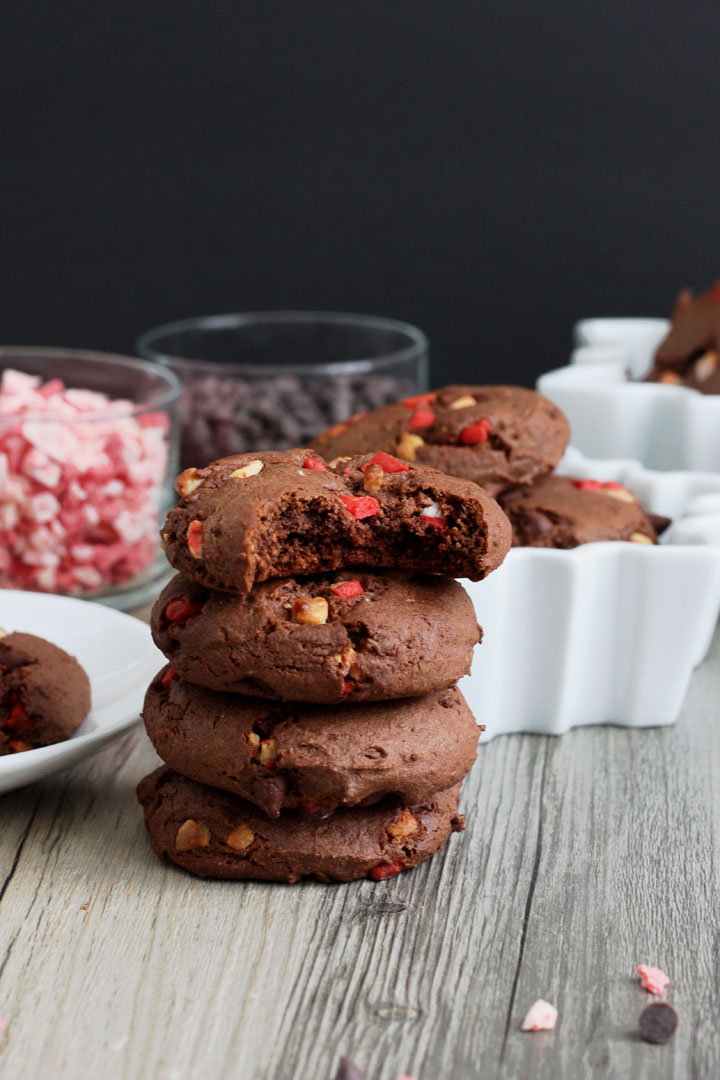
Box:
<box><xmin>177</xmin><ymin>374</ymin><xmax>415</xmax><ymax>469</ymax></box>
<box><xmin>638</xmin><ymin>1002</ymin><xmax>678</xmax><ymax>1044</ymax></box>
<box><xmin>334</xmin><ymin>1057</ymin><xmax>366</xmax><ymax>1080</ymax></box>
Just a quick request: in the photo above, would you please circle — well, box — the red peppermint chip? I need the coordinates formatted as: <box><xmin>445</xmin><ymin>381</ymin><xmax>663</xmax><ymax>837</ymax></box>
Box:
<box><xmin>302</xmin><ymin>455</ymin><xmax>327</xmax><ymax>472</ymax></box>
<box><xmin>165</xmin><ymin>596</ymin><xmax>204</xmax><ymax>623</ymax></box>
<box><xmin>459</xmin><ymin>419</ymin><xmax>491</xmax><ymax>444</ymax></box>
<box><xmin>339</xmin><ymin>494</ymin><xmax>380</xmax><ymax>520</ymax></box>
<box><xmin>369</xmin><ymin>860</ymin><xmax>404</xmax><ymax>881</ymax></box>
<box><xmin>602</xmin><ymin>481</ymin><xmax>624</xmax><ymax>491</ymax></box>
<box><xmin>187</xmin><ymin>519</ymin><xmax>204</xmax><ymax>557</ymax></box>
<box><xmin>714</xmin><ymin>282</ymin><xmax>720</xmax><ymax>300</ymax></box>
<box><xmin>421</xmin><ymin>514</ymin><xmax>448</xmax><ymax>533</ymax></box>
<box><xmin>161</xmin><ymin>666</ymin><xmax>179</xmax><ymax>690</ymax></box>
<box><xmin>410</xmin><ymin>408</ymin><xmax>435</xmax><ymax>429</ymax></box>
<box><xmin>360</xmin><ymin>452</ymin><xmax>409</xmax><ymax>474</ymax></box>
<box><xmin>332</xmin><ymin>580</ymin><xmax>365</xmax><ymax>599</ymax></box>
<box><xmin>401</xmin><ymin>392</ymin><xmax>436</xmax><ymax>410</ymax></box>
<box><xmin>6</xmin><ymin>702</ymin><xmax>30</xmax><ymax>731</ymax></box>
<box><xmin>342</xmin><ymin>677</ymin><xmax>356</xmax><ymax>694</ymax></box>
<box><xmin>572</xmin><ymin>479</ymin><xmax>603</xmax><ymax>492</ymax></box>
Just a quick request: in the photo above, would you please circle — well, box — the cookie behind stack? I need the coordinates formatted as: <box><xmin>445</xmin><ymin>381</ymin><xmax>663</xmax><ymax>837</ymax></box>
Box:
<box><xmin>137</xmin><ymin>448</ymin><xmax>511</xmax><ymax>883</ymax></box>
<box><xmin>313</xmin><ymin>385</ymin><xmax>660</xmax><ymax>548</ymax></box>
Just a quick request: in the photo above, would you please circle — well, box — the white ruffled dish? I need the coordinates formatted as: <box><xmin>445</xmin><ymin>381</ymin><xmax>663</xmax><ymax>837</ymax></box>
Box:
<box><xmin>459</xmin><ymin>447</ymin><xmax>720</xmax><ymax>739</ymax></box>
<box><xmin>0</xmin><ymin>591</ymin><xmax>163</xmax><ymax>794</ymax></box>
<box><xmin>536</xmin><ymin>317</ymin><xmax>720</xmax><ymax>472</ymax></box>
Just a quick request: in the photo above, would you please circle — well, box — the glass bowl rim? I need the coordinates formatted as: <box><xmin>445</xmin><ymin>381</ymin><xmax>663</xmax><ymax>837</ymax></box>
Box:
<box><xmin>0</xmin><ymin>345</ymin><xmax>182</xmax><ymax>423</ymax></box>
<box><xmin>136</xmin><ymin>310</ymin><xmax>430</xmax><ymax>377</ymax></box>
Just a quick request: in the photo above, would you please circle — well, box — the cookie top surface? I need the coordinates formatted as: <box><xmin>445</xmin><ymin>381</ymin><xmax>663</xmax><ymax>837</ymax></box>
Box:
<box><xmin>646</xmin><ymin>283</ymin><xmax>720</xmax><ymax>393</ymax></box>
<box><xmin>0</xmin><ymin>631</ymin><xmax>91</xmax><ymax>754</ymax></box>
<box><xmin>151</xmin><ymin>570</ymin><xmax>480</xmax><ymax>702</ymax></box>
<box><xmin>162</xmin><ymin>448</ymin><xmax>511</xmax><ymax>593</ymax></box>
<box><xmin>137</xmin><ymin>766</ymin><xmax>464</xmax><ymax>883</ymax></box>
<box><xmin>499</xmin><ymin>475</ymin><xmax>658</xmax><ymax>548</ymax></box>
<box><xmin>311</xmin><ymin>385</ymin><xmax>570</xmax><ymax>495</ymax></box>
<box><xmin>143</xmin><ymin>671</ymin><xmax>479</xmax><ymax>816</ymax></box>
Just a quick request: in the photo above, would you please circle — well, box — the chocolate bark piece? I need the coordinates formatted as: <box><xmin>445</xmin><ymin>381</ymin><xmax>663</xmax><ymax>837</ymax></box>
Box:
<box><xmin>143</xmin><ymin>671</ymin><xmax>479</xmax><ymax>817</ymax></box>
<box><xmin>645</xmin><ymin>283</ymin><xmax>720</xmax><ymax>393</ymax></box>
<box><xmin>162</xmin><ymin>449</ymin><xmax>511</xmax><ymax>594</ymax></box>
<box><xmin>136</xmin><ymin>766</ymin><xmax>465</xmax><ymax>883</ymax></box>
<box><xmin>311</xmin><ymin>385</ymin><xmax>570</xmax><ymax>496</ymax></box>
<box><xmin>0</xmin><ymin>631</ymin><xmax>91</xmax><ymax>755</ymax></box>
<box><xmin>499</xmin><ymin>475</ymin><xmax>658</xmax><ymax>548</ymax></box>
<box><xmin>151</xmin><ymin>570</ymin><xmax>481</xmax><ymax>702</ymax></box>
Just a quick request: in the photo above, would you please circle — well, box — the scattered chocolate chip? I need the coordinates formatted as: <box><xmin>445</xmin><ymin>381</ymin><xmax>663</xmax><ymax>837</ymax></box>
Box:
<box><xmin>638</xmin><ymin>1002</ymin><xmax>678</xmax><ymax>1044</ymax></box>
<box><xmin>250</xmin><ymin>774</ymin><xmax>287</xmax><ymax>818</ymax></box>
<box><xmin>519</xmin><ymin>508</ymin><xmax>555</xmax><ymax>537</ymax></box>
<box><xmin>334</xmin><ymin>1056</ymin><xmax>366</xmax><ymax>1080</ymax></box>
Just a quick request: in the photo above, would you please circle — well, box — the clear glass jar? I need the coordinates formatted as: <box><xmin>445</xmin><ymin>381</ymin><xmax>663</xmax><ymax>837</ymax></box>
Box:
<box><xmin>0</xmin><ymin>347</ymin><xmax>180</xmax><ymax>609</ymax></box>
<box><xmin>137</xmin><ymin>311</ymin><xmax>429</xmax><ymax>469</ymax></box>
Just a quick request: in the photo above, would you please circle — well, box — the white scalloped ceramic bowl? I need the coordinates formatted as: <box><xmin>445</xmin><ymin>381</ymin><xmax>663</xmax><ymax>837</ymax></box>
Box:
<box><xmin>537</xmin><ymin>317</ymin><xmax>720</xmax><ymax>472</ymax></box>
<box><xmin>459</xmin><ymin>447</ymin><xmax>720</xmax><ymax>739</ymax></box>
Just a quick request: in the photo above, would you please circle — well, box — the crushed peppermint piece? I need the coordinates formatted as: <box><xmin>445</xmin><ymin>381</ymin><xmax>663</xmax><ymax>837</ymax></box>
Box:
<box><xmin>521</xmin><ymin>999</ymin><xmax>558</xmax><ymax>1031</ymax></box>
<box><xmin>637</xmin><ymin>964</ymin><xmax>670</xmax><ymax>995</ymax></box>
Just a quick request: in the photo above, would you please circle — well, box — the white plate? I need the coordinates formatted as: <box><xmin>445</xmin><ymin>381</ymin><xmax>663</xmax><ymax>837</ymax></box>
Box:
<box><xmin>0</xmin><ymin>591</ymin><xmax>163</xmax><ymax>794</ymax></box>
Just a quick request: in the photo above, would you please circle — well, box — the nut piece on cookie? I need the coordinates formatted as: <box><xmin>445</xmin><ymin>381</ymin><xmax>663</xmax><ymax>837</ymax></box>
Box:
<box><xmin>161</xmin><ymin>449</ymin><xmax>511</xmax><ymax>594</ymax></box>
<box><xmin>312</xmin><ymin>386</ymin><xmax>570</xmax><ymax>496</ymax></box>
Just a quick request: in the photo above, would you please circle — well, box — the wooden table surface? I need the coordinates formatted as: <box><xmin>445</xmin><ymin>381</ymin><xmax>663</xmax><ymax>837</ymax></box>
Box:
<box><xmin>1</xmin><ymin>613</ymin><xmax>718</xmax><ymax>1080</ymax></box>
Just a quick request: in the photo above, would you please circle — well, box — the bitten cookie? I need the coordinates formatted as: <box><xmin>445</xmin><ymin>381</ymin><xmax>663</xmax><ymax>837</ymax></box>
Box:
<box><xmin>143</xmin><ymin>672</ymin><xmax>479</xmax><ymax>816</ymax></box>
<box><xmin>499</xmin><ymin>475</ymin><xmax>658</xmax><ymax>548</ymax></box>
<box><xmin>137</xmin><ymin>766</ymin><xmax>464</xmax><ymax>883</ymax></box>
<box><xmin>311</xmin><ymin>386</ymin><xmax>570</xmax><ymax>495</ymax></box>
<box><xmin>162</xmin><ymin>449</ymin><xmax>511</xmax><ymax>593</ymax></box>
<box><xmin>645</xmin><ymin>282</ymin><xmax>720</xmax><ymax>393</ymax></box>
<box><xmin>151</xmin><ymin>570</ymin><xmax>481</xmax><ymax>702</ymax></box>
<box><xmin>0</xmin><ymin>631</ymin><xmax>91</xmax><ymax>754</ymax></box>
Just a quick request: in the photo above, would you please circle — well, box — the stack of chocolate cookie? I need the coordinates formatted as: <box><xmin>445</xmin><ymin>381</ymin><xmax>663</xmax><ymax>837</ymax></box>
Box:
<box><xmin>137</xmin><ymin>448</ymin><xmax>511</xmax><ymax>883</ymax></box>
<box><xmin>313</xmin><ymin>385</ymin><xmax>661</xmax><ymax>547</ymax></box>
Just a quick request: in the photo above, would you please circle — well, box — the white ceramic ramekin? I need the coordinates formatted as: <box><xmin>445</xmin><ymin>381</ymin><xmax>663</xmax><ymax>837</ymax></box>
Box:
<box><xmin>459</xmin><ymin>447</ymin><xmax>720</xmax><ymax>739</ymax></box>
<box><xmin>537</xmin><ymin>317</ymin><xmax>720</xmax><ymax>472</ymax></box>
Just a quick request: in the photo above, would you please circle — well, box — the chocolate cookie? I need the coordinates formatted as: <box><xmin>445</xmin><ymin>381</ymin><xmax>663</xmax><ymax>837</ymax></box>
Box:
<box><xmin>499</xmin><ymin>475</ymin><xmax>658</xmax><ymax>548</ymax></box>
<box><xmin>0</xmin><ymin>631</ymin><xmax>91</xmax><ymax>754</ymax></box>
<box><xmin>143</xmin><ymin>671</ymin><xmax>479</xmax><ymax>816</ymax></box>
<box><xmin>311</xmin><ymin>386</ymin><xmax>570</xmax><ymax>496</ymax></box>
<box><xmin>151</xmin><ymin>570</ymin><xmax>480</xmax><ymax>702</ymax></box>
<box><xmin>137</xmin><ymin>766</ymin><xmax>464</xmax><ymax>883</ymax></box>
<box><xmin>645</xmin><ymin>283</ymin><xmax>720</xmax><ymax>393</ymax></box>
<box><xmin>162</xmin><ymin>449</ymin><xmax>511</xmax><ymax>593</ymax></box>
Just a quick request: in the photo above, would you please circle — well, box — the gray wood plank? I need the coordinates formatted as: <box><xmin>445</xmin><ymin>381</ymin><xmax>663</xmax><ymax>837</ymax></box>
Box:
<box><xmin>0</xmin><ymin>628</ymin><xmax>718</xmax><ymax>1080</ymax></box>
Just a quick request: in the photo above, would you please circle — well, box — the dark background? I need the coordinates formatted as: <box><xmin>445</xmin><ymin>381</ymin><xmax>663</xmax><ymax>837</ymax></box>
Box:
<box><xmin>2</xmin><ymin>2</ymin><xmax>718</xmax><ymax>386</ymax></box>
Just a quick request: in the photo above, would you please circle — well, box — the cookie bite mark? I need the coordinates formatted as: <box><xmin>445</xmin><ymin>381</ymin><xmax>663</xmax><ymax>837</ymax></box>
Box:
<box><xmin>162</xmin><ymin>449</ymin><xmax>511</xmax><ymax>593</ymax></box>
